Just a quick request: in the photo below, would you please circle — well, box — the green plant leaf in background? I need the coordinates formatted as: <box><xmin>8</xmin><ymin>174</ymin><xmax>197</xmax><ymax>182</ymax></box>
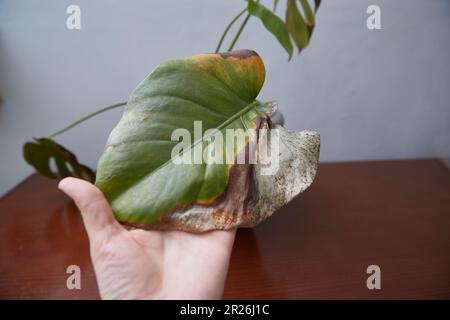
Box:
<box><xmin>23</xmin><ymin>138</ymin><xmax>95</xmax><ymax>182</ymax></box>
<box><xmin>95</xmin><ymin>50</ymin><xmax>270</xmax><ymax>226</ymax></box>
<box><xmin>303</xmin><ymin>0</ymin><xmax>321</xmax><ymax>35</ymax></box>
<box><xmin>247</xmin><ymin>0</ymin><xmax>293</xmax><ymax>59</ymax></box>
<box><xmin>286</xmin><ymin>0</ymin><xmax>310</xmax><ymax>50</ymax></box>
<box><xmin>215</xmin><ymin>1</ymin><xmax>322</xmax><ymax>60</ymax></box>
<box><xmin>300</xmin><ymin>0</ymin><xmax>315</xmax><ymax>26</ymax></box>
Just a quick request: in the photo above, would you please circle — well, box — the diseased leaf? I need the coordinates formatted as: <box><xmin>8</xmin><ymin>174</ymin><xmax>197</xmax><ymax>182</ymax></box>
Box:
<box><xmin>96</xmin><ymin>50</ymin><xmax>268</xmax><ymax>226</ymax></box>
<box><xmin>23</xmin><ymin>138</ymin><xmax>95</xmax><ymax>182</ymax></box>
<box><xmin>96</xmin><ymin>50</ymin><xmax>321</xmax><ymax>231</ymax></box>
<box><xmin>157</xmin><ymin>124</ymin><xmax>321</xmax><ymax>232</ymax></box>
<box><xmin>247</xmin><ymin>0</ymin><xmax>293</xmax><ymax>59</ymax></box>
<box><xmin>286</xmin><ymin>0</ymin><xmax>310</xmax><ymax>50</ymax></box>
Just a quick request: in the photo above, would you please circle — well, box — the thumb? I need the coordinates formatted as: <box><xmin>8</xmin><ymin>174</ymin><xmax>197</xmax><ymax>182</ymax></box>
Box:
<box><xmin>58</xmin><ymin>177</ymin><xmax>122</xmax><ymax>240</ymax></box>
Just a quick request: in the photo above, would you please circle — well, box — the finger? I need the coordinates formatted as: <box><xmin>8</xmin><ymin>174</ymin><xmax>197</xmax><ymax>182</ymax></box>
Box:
<box><xmin>58</xmin><ymin>177</ymin><xmax>122</xmax><ymax>239</ymax></box>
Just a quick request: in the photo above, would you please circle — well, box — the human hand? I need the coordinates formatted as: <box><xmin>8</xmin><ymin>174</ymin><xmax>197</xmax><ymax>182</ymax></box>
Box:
<box><xmin>59</xmin><ymin>177</ymin><xmax>236</xmax><ymax>300</ymax></box>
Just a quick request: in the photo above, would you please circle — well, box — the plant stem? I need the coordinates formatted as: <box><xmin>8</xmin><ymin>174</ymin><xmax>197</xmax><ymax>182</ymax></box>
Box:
<box><xmin>227</xmin><ymin>0</ymin><xmax>260</xmax><ymax>51</ymax></box>
<box><xmin>47</xmin><ymin>101</ymin><xmax>127</xmax><ymax>138</ymax></box>
<box><xmin>227</xmin><ymin>13</ymin><xmax>251</xmax><ymax>51</ymax></box>
<box><xmin>215</xmin><ymin>7</ymin><xmax>247</xmax><ymax>53</ymax></box>
<box><xmin>273</xmin><ymin>0</ymin><xmax>279</xmax><ymax>12</ymax></box>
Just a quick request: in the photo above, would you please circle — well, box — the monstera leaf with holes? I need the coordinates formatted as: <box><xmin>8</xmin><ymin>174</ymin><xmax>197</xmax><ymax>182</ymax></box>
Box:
<box><xmin>95</xmin><ymin>50</ymin><xmax>320</xmax><ymax>232</ymax></box>
<box><xmin>23</xmin><ymin>138</ymin><xmax>95</xmax><ymax>182</ymax></box>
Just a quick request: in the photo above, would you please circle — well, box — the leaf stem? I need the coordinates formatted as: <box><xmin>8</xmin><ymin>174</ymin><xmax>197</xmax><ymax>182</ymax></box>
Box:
<box><xmin>227</xmin><ymin>13</ymin><xmax>251</xmax><ymax>51</ymax></box>
<box><xmin>227</xmin><ymin>0</ymin><xmax>260</xmax><ymax>51</ymax></box>
<box><xmin>47</xmin><ymin>101</ymin><xmax>127</xmax><ymax>138</ymax></box>
<box><xmin>215</xmin><ymin>7</ymin><xmax>247</xmax><ymax>53</ymax></box>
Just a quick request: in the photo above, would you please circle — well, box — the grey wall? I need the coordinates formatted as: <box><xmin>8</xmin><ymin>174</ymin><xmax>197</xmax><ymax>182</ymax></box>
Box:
<box><xmin>1</xmin><ymin>0</ymin><xmax>449</xmax><ymax>196</ymax></box>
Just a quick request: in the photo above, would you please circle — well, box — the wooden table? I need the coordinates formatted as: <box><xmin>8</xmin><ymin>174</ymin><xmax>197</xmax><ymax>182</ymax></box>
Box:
<box><xmin>0</xmin><ymin>159</ymin><xmax>449</xmax><ymax>299</ymax></box>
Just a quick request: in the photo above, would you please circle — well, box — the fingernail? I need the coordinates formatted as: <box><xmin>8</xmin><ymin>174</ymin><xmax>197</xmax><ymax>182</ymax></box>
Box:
<box><xmin>58</xmin><ymin>178</ymin><xmax>69</xmax><ymax>190</ymax></box>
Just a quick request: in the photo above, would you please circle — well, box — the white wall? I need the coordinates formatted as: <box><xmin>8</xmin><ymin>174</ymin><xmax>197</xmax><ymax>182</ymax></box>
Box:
<box><xmin>1</xmin><ymin>0</ymin><xmax>449</xmax><ymax>195</ymax></box>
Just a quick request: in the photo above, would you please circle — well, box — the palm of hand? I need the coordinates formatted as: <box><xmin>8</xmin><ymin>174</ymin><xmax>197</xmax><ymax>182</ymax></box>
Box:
<box><xmin>59</xmin><ymin>178</ymin><xmax>236</xmax><ymax>300</ymax></box>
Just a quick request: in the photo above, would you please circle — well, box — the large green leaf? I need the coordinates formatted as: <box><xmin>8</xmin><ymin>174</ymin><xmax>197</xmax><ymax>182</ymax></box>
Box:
<box><xmin>247</xmin><ymin>0</ymin><xmax>293</xmax><ymax>59</ymax></box>
<box><xmin>95</xmin><ymin>50</ymin><xmax>270</xmax><ymax>226</ymax></box>
<box><xmin>23</xmin><ymin>138</ymin><xmax>95</xmax><ymax>182</ymax></box>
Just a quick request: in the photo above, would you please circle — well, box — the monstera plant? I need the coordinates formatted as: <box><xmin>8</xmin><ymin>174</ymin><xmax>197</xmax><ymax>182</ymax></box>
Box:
<box><xmin>23</xmin><ymin>1</ymin><xmax>321</xmax><ymax>231</ymax></box>
<box><xmin>216</xmin><ymin>0</ymin><xmax>321</xmax><ymax>57</ymax></box>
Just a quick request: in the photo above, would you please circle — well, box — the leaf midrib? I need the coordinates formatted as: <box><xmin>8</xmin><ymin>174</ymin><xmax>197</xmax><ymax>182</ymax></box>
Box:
<box><xmin>111</xmin><ymin>100</ymin><xmax>263</xmax><ymax>200</ymax></box>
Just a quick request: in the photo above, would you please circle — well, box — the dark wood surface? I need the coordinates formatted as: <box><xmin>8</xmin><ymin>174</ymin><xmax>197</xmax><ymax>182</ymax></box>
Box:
<box><xmin>0</xmin><ymin>159</ymin><xmax>449</xmax><ymax>299</ymax></box>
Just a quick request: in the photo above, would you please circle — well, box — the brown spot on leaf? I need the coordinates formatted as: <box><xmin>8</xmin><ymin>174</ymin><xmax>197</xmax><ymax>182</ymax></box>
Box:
<box><xmin>219</xmin><ymin>49</ymin><xmax>259</xmax><ymax>60</ymax></box>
